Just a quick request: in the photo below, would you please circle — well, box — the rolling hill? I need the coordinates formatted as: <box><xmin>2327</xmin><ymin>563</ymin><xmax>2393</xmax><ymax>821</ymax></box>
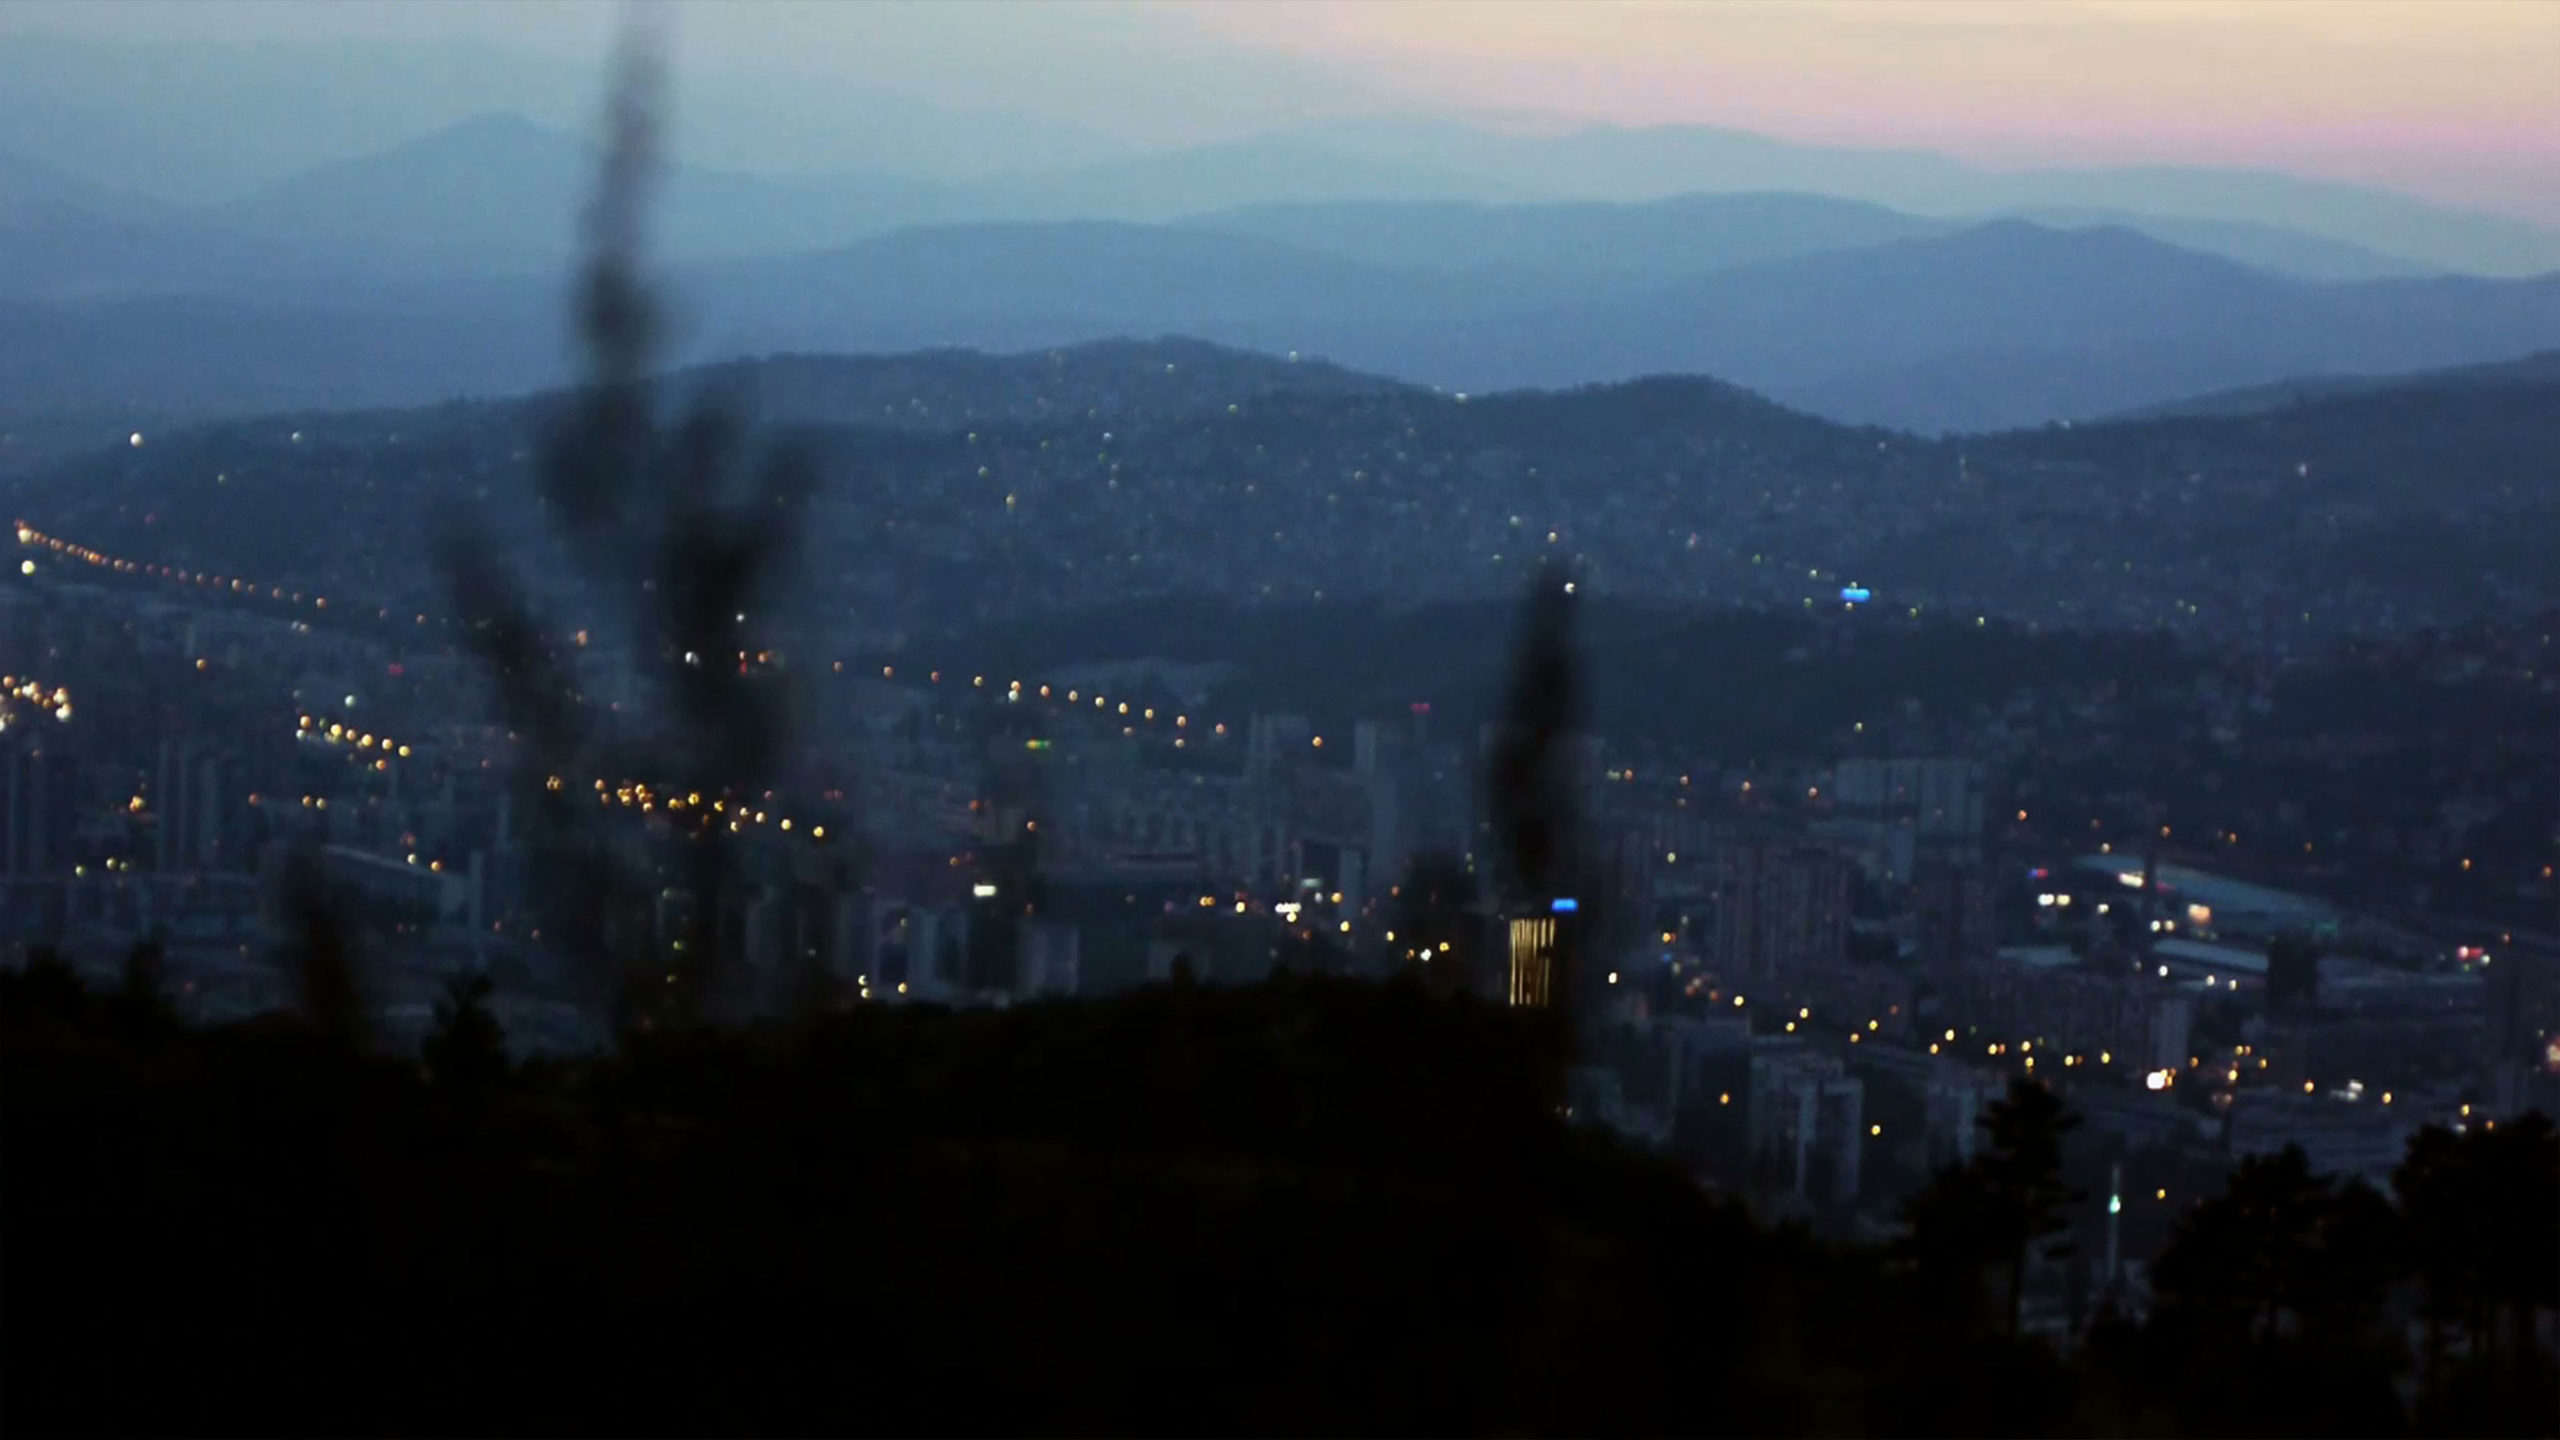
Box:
<box><xmin>10</xmin><ymin>341</ymin><xmax>2554</xmax><ymax>650</ymax></box>
<box><xmin>2109</xmin><ymin>350</ymin><xmax>2560</xmax><ymax>420</ymax></box>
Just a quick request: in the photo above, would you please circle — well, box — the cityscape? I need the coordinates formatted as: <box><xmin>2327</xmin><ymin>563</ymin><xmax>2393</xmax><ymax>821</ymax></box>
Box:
<box><xmin>3</xmin><ymin>2</ymin><xmax>2555</xmax><ymax>1435</ymax></box>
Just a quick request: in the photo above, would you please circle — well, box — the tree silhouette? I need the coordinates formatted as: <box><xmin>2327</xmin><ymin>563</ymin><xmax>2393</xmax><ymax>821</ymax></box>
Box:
<box><xmin>1895</xmin><ymin>1080</ymin><xmax>2086</xmax><ymax>1338</ymax></box>
<box><xmin>2394</xmin><ymin>1111</ymin><xmax>2560</xmax><ymax>1431</ymax></box>
<box><xmin>2291</xmin><ymin>1176</ymin><xmax>2404</xmax><ymax>1351</ymax></box>
<box><xmin>105</xmin><ymin>938</ymin><xmax>176</xmax><ymax>1042</ymax></box>
<box><xmin>421</xmin><ymin>972</ymin><xmax>509</xmax><ymax>1106</ymax></box>
<box><xmin>436</xmin><ymin>23</ymin><xmax>822</xmax><ymax>1034</ymax></box>
<box><xmin>1393</xmin><ymin>850</ymin><xmax>1479</xmax><ymax>997</ymax></box>
<box><xmin>1976</xmin><ymin>1078</ymin><xmax>2085</xmax><ymax>1335</ymax></box>
<box><xmin>1483</xmin><ymin>561</ymin><xmax>1590</xmax><ymax>1099</ymax></box>
<box><xmin>2134</xmin><ymin>1146</ymin><xmax>2408</xmax><ymax>1435</ymax></box>
<box><xmin>2266</xmin><ymin>932</ymin><xmax>2322</xmax><ymax>1013</ymax></box>
<box><xmin>280</xmin><ymin>847</ymin><xmax>367</xmax><ymax>1049</ymax></box>
<box><xmin>1486</xmin><ymin>562</ymin><xmax>1582</xmax><ymax>912</ymax></box>
<box><xmin>2152</xmin><ymin>1145</ymin><xmax>2399</xmax><ymax>1346</ymax></box>
<box><xmin>9</xmin><ymin>945</ymin><xmax>82</xmax><ymax>1018</ymax></box>
<box><xmin>118</xmin><ymin>938</ymin><xmax>166</xmax><ymax>1007</ymax></box>
<box><xmin>1895</xmin><ymin>1158</ymin><xmax>2012</xmax><ymax>1328</ymax></box>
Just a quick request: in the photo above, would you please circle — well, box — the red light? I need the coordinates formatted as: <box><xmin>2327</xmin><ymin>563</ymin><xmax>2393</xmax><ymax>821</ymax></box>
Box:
<box><xmin>387</xmin><ymin>664</ymin><xmax>404</xmax><ymax>676</ymax></box>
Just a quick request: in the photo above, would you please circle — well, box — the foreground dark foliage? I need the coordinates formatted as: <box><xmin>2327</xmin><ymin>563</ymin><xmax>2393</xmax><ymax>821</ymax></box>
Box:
<box><xmin>6</xmin><ymin>961</ymin><xmax>2555</xmax><ymax>1437</ymax></box>
<box><xmin>7</xmin><ymin>960</ymin><xmax>2074</xmax><ymax>1438</ymax></box>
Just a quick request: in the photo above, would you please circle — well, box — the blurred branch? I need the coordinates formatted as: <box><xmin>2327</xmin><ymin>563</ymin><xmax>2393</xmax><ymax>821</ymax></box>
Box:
<box><xmin>436</xmin><ymin>19</ymin><xmax>823</xmax><ymax>1036</ymax></box>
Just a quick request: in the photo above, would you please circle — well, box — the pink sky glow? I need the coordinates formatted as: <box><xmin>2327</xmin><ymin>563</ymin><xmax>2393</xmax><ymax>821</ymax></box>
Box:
<box><xmin>1176</xmin><ymin>0</ymin><xmax>2560</xmax><ymax>220</ymax></box>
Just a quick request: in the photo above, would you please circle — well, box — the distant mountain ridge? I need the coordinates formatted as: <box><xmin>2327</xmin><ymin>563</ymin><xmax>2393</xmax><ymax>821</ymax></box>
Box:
<box><xmin>8</xmin><ymin>106</ymin><xmax>2552</xmax><ymax>297</ymax></box>
<box><xmin>656</xmin><ymin>215</ymin><xmax>2558</xmax><ymax>431</ymax></box>
<box><xmin>2107</xmin><ymin>350</ymin><xmax>2560</xmax><ymax>420</ymax></box>
<box><xmin>7</xmin><ymin>25</ymin><xmax>2557</xmax><ymax>272</ymax></box>
<box><xmin>4</xmin><ymin>212</ymin><xmax>2555</xmax><ymax>434</ymax></box>
<box><xmin>207</xmin><ymin>113</ymin><xmax>970</xmax><ymax>271</ymax></box>
<box><xmin>1187</xmin><ymin>191</ymin><xmax>2435</xmax><ymax>286</ymax></box>
<box><xmin>1461</xmin><ymin>223</ymin><xmax>2560</xmax><ymax>430</ymax></box>
<box><xmin>1178</xmin><ymin>192</ymin><xmax>1952</xmax><ymax>278</ymax></box>
<box><xmin>0</xmin><ymin>146</ymin><xmax>170</xmax><ymax>224</ymax></box>
<box><xmin>1292</xmin><ymin>118</ymin><xmax>2560</xmax><ymax>276</ymax></box>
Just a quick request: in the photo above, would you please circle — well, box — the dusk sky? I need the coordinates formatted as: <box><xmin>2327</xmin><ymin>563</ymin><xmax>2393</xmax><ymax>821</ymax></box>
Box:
<box><xmin>3</xmin><ymin>0</ymin><xmax>2555</xmax><ymax>222</ymax></box>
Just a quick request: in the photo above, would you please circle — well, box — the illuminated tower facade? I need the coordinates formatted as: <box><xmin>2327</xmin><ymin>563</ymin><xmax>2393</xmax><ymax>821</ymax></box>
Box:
<box><xmin>1507</xmin><ymin>913</ymin><xmax>1556</xmax><ymax>1008</ymax></box>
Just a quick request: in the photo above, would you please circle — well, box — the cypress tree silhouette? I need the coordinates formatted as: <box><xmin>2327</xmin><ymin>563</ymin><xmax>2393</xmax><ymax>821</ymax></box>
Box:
<box><xmin>1484</xmin><ymin>561</ymin><xmax>1594</xmax><ymax>1083</ymax></box>
<box><xmin>1486</xmin><ymin>562</ymin><xmax>1582</xmax><ymax>910</ymax></box>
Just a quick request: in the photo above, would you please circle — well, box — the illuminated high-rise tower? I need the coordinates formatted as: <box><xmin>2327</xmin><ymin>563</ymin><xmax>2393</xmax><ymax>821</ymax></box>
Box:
<box><xmin>1508</xmin><ymin>912</ymin><xmax>1556</xmax><ymax>1008</ymax></box>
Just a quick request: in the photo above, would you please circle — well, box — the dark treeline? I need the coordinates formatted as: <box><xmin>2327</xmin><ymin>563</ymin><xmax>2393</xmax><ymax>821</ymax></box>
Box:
<box><xmin>3</xmin><ymin>956</ymin><xmax>2553</xmax><ymax>1436</ymax></box>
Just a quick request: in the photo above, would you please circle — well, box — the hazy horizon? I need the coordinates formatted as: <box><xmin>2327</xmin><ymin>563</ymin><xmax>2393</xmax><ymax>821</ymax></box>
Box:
<box><xmin>2</xmin><ymin>0</ymin><xmax>2555</xmax><ymax>227</ymax></box>
<box><xmin>3</xmin><ymin>1</ymin><xmax>2557</xmax><ymax>433</ymax></box>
